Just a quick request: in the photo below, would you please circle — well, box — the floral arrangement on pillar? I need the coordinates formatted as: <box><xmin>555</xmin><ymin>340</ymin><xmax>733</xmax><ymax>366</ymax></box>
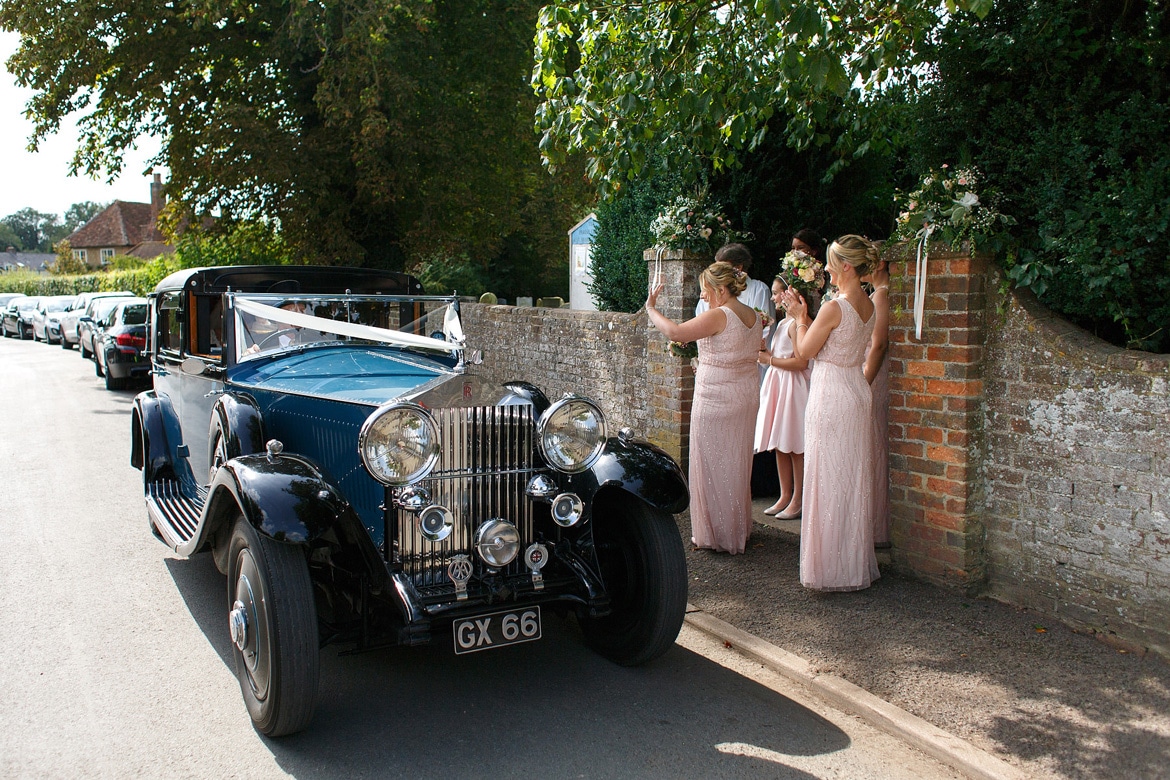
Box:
<box><xmin>893</xmin><ymin>165</ymin><xmax>1014</xmax><ymax>339</ymax></box>
<box><xmin>649</xmin><ymin>192</ymin><xmax>753</xmax><ymax>254</ymax></box>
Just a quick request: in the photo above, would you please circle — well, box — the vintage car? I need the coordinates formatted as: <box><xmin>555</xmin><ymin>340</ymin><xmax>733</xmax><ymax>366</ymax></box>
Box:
<box><xmin>131</xmin><ymin>265</ymin><xmax>689</xmax><ymax>736</ymax></box>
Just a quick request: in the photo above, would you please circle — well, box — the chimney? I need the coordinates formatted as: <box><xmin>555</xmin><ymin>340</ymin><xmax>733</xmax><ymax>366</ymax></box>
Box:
<box><xmin>150</xmin><ymin>172</ymin><xmax>165</xmax><ymax>240</ymax></box>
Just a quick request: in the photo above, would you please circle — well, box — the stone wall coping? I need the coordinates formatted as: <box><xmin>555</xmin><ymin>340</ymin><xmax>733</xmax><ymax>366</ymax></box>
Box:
<box><xmin>1007</xmin><ymin>288</ymin><xmax>1169</xmax><ymax>374</ymax></box>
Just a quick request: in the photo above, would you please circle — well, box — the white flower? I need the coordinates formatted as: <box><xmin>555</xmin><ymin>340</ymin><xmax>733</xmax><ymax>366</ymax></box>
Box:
<box><xmin>699</xmin><ymin>227</ymin><xmax>712</xmax><ymax>239</ymax></box>
<box><xmin>799</xmin><ymin>267</ymin><xmax>815</xmax><ymax>282</ymax></box>
<box><xmin>957</xmin><ymin>192</ymin><xmax>980</xmax><ymax>208</ymax></box>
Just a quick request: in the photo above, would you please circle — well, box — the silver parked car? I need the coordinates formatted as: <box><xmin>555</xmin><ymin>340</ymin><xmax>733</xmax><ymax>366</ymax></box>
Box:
<box><xmin>59</xmin><ymin>290</ymin><xmax>135</xmax><ymax>350</ymax></box>
<box><xmin>31</xmin><ymin>295</ymin><xmax>76</xmax><ymax>344</ymax></box>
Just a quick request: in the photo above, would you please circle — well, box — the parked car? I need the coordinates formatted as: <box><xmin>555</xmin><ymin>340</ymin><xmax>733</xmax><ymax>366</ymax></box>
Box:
<box><xmin>130</xmin><ymin>265</ymin><xmax>688</xmax><ymax>736</ymax></box>
<box><xmin>31</xmin><ymin>295</ymin><xmax>78</xmax><ymax>343</ymax></box>
<box><xmin>93</xmin><ymin>298</ymin><xmax>150</xmax><ymax>389</ymax></box>
<box><xmin>2</xmin><ymin>295</ymin><xmax>41</xmax><ymax>339</ymax></box>
<box><xmin>78</xmin><ymin>295</ymin><xmax>136</xmax><ymax>359</ymax></box>
<box><xmin>59</xmin><ymin>290</ymin><xmax>135</xmax><ymax>349</ymax></box>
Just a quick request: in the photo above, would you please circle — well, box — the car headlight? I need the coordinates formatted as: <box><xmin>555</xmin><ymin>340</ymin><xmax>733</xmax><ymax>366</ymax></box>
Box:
<box><xmin>537</xmin><ymin>395</ymin><xmax>606</xmax><ymax>473</ymax></box>
<box><xmin>359</xmin><ymin>402</ymin><xmax>440</xmax><ymax>486</ymax></box>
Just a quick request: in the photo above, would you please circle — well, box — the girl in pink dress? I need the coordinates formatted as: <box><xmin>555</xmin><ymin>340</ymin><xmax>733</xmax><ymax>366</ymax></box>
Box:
<box><xmin>863</xmin><ymin>258</ymin><xmax>891</xmax><ymax>547</ymax></box>
<box><xmin>647</xmin><ymin>261</ymin><xmax>762</xmax><ymax>554</ymax></box>
<box><xmin>754</xmin><ymin>277</ymin><xmax>814</xmax><ymax>520</ymax></box>
<box><xmin>780</xmin><ymin>235</ymin><xmax>881</xmax><ymax>591</ymax></box>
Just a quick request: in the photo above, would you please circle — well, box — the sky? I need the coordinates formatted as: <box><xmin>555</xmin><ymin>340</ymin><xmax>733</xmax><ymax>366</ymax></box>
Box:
<box><xmin>1</xmin><ymin>30</ymin><xmax>167</xmax><ymax>221</ymax></box>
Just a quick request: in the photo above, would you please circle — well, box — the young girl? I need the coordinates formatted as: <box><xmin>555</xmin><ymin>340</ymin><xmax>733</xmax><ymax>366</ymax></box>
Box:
<box><xmin>754</xmin><ymin>276</ymin><xmax>816</xmax><ymax>519</ymax></box>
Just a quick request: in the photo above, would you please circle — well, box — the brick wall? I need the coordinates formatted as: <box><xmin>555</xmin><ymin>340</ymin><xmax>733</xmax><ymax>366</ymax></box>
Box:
<box><xmin>887</xmin><ymin>248</ymin><xmax>989</xmax><ymax>590</ymax></box>
<box><xmin>982</xmin><ymin>288</ymin><xmax>1170</xmax><ymax>656</ymax></box>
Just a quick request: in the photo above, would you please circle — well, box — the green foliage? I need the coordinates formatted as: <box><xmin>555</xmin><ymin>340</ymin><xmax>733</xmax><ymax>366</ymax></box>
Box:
<box><xmin>2</xmin><ymin>0</ymin><xmax>588</xmax><ymax>275</ymax></box>
<box><xmin>587</xmin><ymin>164</ymin><xmax>684</xmax><ymax>312</ymax></box>
<box><xmin>169</xmin><ymin>220</ymin><xmax>295</xmax><ymax>268</ymax></box>
<box><xmin>1</xmin><ymin>208</ymin><xmax>59</xmax><ymax>252</ymax></box>
<box><xmin>50</xmin><ymin>240</ymin><xmax>90</xmax><ymax>275</ymax></box>
<box><xmin>533</xmin><ymin>0</ymin><xmax>992</xmax><ymax>197</ymax></box>
<box><xmin>905</xmin><ymin>0</ymin><xmax>1170</xmax><ymax>352</ymax></box>
<box><xmin>0</xmin><ymin>222</ymin><xmax>23</xmax><ymax>250</ymax></box>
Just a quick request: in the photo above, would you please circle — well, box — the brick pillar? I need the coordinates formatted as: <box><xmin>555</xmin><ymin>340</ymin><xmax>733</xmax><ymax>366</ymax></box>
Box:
<box><xmin>643</xmin><ymin>248</ymin><xmax>709</xmax><ymax>467</ymax></box>
<box><xmin>886</xmin><ymin>244</ymin><xmax>989</xmax><ymax>591</ymax></box>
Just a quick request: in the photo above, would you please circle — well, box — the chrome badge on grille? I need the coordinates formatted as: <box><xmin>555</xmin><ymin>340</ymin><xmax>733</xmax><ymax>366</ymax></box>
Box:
<box><xmin>525</xmin><ymin>543</ymin><xmax>549</xmax><ymax>591</ymax></box>
<box><xmin>447</xmin><ymin>554</ymin><xmax>473</xmax><ymax>601</ymax></box>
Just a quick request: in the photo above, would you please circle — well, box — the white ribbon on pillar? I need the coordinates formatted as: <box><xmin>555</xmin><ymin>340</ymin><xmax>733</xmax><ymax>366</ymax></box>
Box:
<box><xmin>912</xmin><ymin>224</ymin><xmax>935</xmax><ymax>341</ymax></box>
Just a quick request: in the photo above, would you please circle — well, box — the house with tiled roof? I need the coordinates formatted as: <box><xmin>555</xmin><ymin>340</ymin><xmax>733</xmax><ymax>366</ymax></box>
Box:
<box><xmin>65</xmin><ymin>173</ymin><xmax>174</xmax><ymax>268</ymax></box>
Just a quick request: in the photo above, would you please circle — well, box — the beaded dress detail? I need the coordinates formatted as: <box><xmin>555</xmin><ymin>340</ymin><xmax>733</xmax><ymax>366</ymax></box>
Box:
<box><xmin>800</xmin><ymin>297</ymin><xmax>880</xmax><ymax>590</ymax></box>
<box><xmin>690</xmin><ymin>306</ymin><xmax>762</xmax><ymax>554</ymax></box>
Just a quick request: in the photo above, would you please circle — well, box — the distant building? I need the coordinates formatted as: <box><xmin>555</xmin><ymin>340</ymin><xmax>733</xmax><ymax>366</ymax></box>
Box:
<box><xmin>64</xmin><ymin>173</ymin><xmax>174</xmax><ymax>268</ymax></box>
<box><xmin>1</xmin><ymin>249</ymin><xmax>57</xmax><ymax>274</ymax></box>
<box><xmin>568</xmin><ymin>213</ymin><xmax>598</xmax><ymax>311</ymax></box>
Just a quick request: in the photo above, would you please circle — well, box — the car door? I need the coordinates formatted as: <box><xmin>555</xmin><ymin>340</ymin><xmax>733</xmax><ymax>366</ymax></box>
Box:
<box><xmin>177</xmin><ymin>291</ymin><xmax>225</xmax><ymax>485</ymax></box>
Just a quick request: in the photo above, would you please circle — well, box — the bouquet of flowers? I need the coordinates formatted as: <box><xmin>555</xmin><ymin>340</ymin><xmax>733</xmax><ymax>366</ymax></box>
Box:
<box><xmin>650</xmin><ymin>193</ymin><xmax>753</xmax><ymax>253</ymax></box>
<box><xmin>893</xmin><ymin>165</ymin><xmax>1015</xmax><ymax>251</ymax></box>
<box><xmin>778</xmin><ymin>249</ymin><xmax>825</xmax><ymax>299</ymax></box>
<box><xmin>754</xmin><ymin>307</ymin><xmax>773</xmax><ymax>330</ymax></box>
<box><xmin>667</xmin><ymin>341</ymin><xmax>698</xmax><ymax>360</ymax></box>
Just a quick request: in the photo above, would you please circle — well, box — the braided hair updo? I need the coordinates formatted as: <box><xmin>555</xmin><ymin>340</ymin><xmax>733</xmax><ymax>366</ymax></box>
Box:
<box><xmin>701</xmin><ymin>260</ymin><xmax>748</xmax><ymax>297</ymax></box>
<box><xmin>827</xmin><ymin>234</ymin><xmax>881</xmax><ymax>278</ymax></box>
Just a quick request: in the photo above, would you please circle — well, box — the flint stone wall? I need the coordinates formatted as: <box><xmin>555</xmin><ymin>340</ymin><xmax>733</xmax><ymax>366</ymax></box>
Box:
<box><xmin>982</xmin><ymin>288</ymin><xmax>1170</xmax><ymax>656</ymax></box>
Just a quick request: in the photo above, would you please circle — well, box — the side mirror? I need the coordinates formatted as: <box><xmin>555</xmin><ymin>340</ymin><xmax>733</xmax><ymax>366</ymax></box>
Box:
<box><xmin>79</xmin><ymin>316</ymin><xmax>92</xmax><ymax>323</ymax></box>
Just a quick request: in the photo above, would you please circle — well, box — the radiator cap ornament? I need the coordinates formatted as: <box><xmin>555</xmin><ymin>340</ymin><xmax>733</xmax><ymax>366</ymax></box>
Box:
<box><xmin>447</xmin><ymin>554</ymin><xmax>472</xmax><ymax>601</ymax></box>
<box><xmin>525</xmin><ymin>543</ymin><xmax>549</xmax><ymax>591</ymax></box>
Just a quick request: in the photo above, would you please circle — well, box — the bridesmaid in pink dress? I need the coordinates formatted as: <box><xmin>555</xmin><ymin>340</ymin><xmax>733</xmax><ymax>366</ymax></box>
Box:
<box><xmin>647</xmin><ymin>261</ymin><xmax>762</xmax><ymax>554</ymax></box>
<box><xmin>863</xmin><ymin>258</ymin><xmax>891</xmax><ymax>547</ymax></box>
<box><xmin>781</xmin><ymin>235</ymin><xmax>881</xmax><ymax>591</ymax></box>
<box><xmin>754</xmin><ymin>276</ymin><xmax>813</xmax><ymax>520</ymax></box>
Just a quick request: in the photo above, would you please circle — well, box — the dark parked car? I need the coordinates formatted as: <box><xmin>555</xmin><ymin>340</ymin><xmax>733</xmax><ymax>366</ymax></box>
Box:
<box><xmin>78</xmin><ymin>295</ymin><xmax>136</xmax><ymax>359</ymax></box>
<box><xmin>31</xmin><ymin>295</ymin><xmax>77</xmax><ymax>343</ymax></box>
<box><xmin>93</xmin><ymin>298</ymin><xmax>149</xmax><ymax>389</ymax></box>
<box><xmin>2</xmin><ymin>295</ymin><xmax>41</xmax><ymax>339</ymax></box>
<box><xmin>131</xmin><ymin>266</ymin><xmax>688</xmax><ymax>736</ymax></box>
<box><xmin>59</xmin><ymin>290</ymin><xmax>135</xmax><ymax>349</ymax></box>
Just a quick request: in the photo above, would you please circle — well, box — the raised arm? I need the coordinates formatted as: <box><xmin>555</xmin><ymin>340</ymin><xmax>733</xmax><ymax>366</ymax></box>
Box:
<box><xmin>646</xmin><ymin>281</ymin><xmax>726</xmax><ymax>343</ymax></box>
<box><xmin>781</xmin><ymin>289</ymin><xmax>840</xmax><ymax>361</ymax></box>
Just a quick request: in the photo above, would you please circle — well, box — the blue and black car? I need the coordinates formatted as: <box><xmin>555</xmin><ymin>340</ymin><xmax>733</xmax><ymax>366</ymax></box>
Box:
<box><xmin>131</xmin><ymin>265</ymin><xmax>689</xmax><ymax>736</ymax></box>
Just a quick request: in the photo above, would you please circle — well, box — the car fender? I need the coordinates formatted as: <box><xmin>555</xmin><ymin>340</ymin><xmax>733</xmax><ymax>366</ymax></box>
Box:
<box><xmin>204</xmin><ymin>453</ymin><xmax>388</xmax><ymax>590</ymax></box>
<box><xmin>209</xmin><ymin>392</ymin><xmax>265</xmax><ymax>467</ymax></box>
<box><xmin>566</xmin><ymin>435</ymin><xmax>689</xmax><ymax>516</ymax></box>
<box><xmin>131</xmin><ymin>391</ymin><xmax>175</xmax><ymax>482</ymax></box>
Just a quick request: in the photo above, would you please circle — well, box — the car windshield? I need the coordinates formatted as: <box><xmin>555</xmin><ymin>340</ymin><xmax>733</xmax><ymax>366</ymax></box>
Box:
<box><xmin>122</xmin><ymin>304</ymin><xmax>148</xmax><ymax>325</ymax></box>
<box><xmin>17</xmin><ymin>299</ymin><xmax>39</xmax><ymax>311</ymax></box>
<box><xmin>231</xmin><ymin>294</ymin><xmax>463</xmax><ymax>361</ymax></box>
<box><xmin>90</xmin><ymin>298</ymin><xmax>127</xmax><ymax>319</ymax></box>
<box><xmin>45</xmin><ymin>300</ymin><xmax>70</xmax><ymax>312</ymax></box>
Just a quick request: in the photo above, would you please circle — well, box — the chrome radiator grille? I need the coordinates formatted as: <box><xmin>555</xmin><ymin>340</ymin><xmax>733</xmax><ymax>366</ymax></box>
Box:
<box><xmin>398</xmin><ymin>405</ymin><xmax>538</xmax><ymax>589</ymax></box>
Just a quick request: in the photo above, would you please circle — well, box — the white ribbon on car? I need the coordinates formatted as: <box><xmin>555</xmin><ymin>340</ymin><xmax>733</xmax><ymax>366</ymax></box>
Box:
<box><xmin>232</xmin><ymin>297</ymin><xmax>461</xmax><ymax>354</ymax></box>
<box><xmin>912</xmin><ymin>224</ymin><xmax>935</xmax><ymax>341</ymax></box>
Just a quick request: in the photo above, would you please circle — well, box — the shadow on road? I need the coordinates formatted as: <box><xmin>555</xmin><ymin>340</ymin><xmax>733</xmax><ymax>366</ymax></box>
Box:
<box><xmin>165</xmin><ymin>553</ymin><xmax>847</xmax><ymax>779</ymax></box>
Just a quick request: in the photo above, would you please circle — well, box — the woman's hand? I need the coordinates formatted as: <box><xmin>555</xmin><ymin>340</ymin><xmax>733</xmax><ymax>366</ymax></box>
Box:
<box><xmin>646</xmin><ymin>280</ymin><xmax>664</xmax><ymax>310</ymax></box>
<box><xmin>780</xmin><ymin>289</ymin><xmax>808</xmax><ymax>322</ymax></box>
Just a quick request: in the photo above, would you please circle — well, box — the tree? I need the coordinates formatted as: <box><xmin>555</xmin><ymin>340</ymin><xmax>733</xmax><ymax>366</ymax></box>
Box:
<box><xmin>903</xmin><ymin>0</ymin><xmax>1170</xmax><ymax>352</ymax></box>
<box><xmin>0</xmin><ymin>207</ymin><xmax>60</xmax><ymax>252</ymax></box>
<box><xmin>1</xmin><ymin>0</ymin><xmax>588</xmax><ymax>275</ymax></box>
<box><xmin>532</xmin><ymin>0</ymin><xmax>992</xmax><ymax>197</ymax></box>
<box><xmin>0</xmin><ymin>222</ymin><xmax>22</xmax><ymax>251</ymax></box>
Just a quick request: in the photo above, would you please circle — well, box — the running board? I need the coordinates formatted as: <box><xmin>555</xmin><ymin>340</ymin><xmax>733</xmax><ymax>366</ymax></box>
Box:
<box><xmin>146</xmin><ymin>480</ymin><xmax>207</xmax><ymax>553</ymax></box>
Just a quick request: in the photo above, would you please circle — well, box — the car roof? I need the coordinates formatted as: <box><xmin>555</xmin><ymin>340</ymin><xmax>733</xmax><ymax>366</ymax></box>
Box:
<box><xmin>153</xmin><ymin>265</ymin><xmax>424</xmax><ymax>296</ymax></box>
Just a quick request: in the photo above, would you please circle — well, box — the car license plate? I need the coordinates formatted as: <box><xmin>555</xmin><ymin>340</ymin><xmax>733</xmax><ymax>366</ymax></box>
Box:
<box><xmin>453</xmin><ymin>606</ymin><xmax>541</xmax><ymax>655</ymax></box>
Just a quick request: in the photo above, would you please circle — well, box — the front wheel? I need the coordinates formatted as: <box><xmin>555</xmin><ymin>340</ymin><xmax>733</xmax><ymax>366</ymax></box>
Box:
<box><xmin>579</xmin><ymin>497</ymin><xmax>687</xmax><ymax>666</ymax></box>
<box><xmin>227</xmin><ymin>516</ymin><xmax>320</xmax><ymax>736</ymax></box>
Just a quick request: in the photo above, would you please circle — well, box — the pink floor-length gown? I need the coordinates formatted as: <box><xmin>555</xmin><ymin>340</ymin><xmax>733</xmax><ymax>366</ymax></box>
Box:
<box><xmin>755</xmin><ymin>316</ymin><xmax>812</xmax><ymax>454</ymax></box>
<box><xmin>800</xmin><ymin>297</ymin><xmax>880</xmax><ymax>590</ymax></box>
<box><xmin>867</xmin><ymin>315</ymin><xmax>891</xmax><ymax>546</ymax></box>
<box><xmin>690</xmin><ymin>305</ymin><xmax>762</xmax><ymax>554</ymax></box>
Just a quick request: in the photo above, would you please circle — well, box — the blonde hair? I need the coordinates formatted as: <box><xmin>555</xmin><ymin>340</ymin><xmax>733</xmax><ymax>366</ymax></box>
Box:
<box><xmin>700</xmin><ymin>260</ymin><xmax>748</xmax><ymax>297</ymax></box>
<box><xmin>827</xmin><ymin>234</ymin><xmax>881</xmax><ymax>278</ymax></box>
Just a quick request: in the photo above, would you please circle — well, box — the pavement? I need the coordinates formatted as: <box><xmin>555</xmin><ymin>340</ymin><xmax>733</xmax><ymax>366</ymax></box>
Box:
<box><xmin>678</xmin><ymin>497</ymin><xmax>1170</xmax><ymax>780</ymax></box>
